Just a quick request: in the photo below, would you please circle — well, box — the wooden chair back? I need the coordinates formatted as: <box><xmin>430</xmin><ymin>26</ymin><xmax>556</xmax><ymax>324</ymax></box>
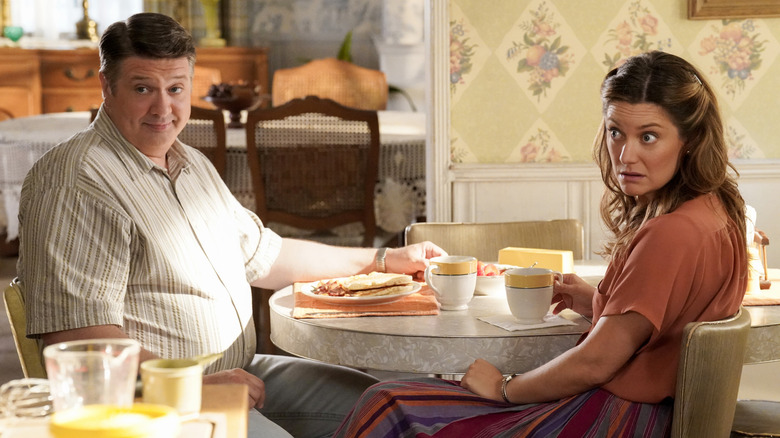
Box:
<box><xmin>272</xmin><ymin>58</ymin><xmax>388</xmax><ymax>111</ymax></box>
<box><xmin>3</xmin><ymin>278</ymin><xmax>47</xmax><ymax>378</ymax></box>
<box><xmin>671</xmin><ymin>307</ymin><xmax>751</xmax><ymax>438</ymax></box>
<box><xmin>0</xmin><ymin>107</ymin><xmax>14</xmax><ymax>121</ymax></box>
<box><xmin>192</xmin><ymin>65</ymin><xmax>222</xmax><ymax>109</ymax></box>
<box><xmin>179</xmin><ymin>105</ymin><xmax>227</xmax><ymax>177</ymax></box>
<box><xmin>245</xmin><ymin>96</ymin><xmax>380</xmax><ymax>247</ymax></box>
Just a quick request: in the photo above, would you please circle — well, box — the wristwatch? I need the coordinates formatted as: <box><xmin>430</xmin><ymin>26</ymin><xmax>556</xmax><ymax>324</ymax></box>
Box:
<box><xmin>375</xmin><ymin>247</ymin><xmax>388</xmax><ymax>273</ymax></box>
<box><xmin>501</xmin><ymin>374</ymin><xmax>517</xmax><ymax>403</ymax></box>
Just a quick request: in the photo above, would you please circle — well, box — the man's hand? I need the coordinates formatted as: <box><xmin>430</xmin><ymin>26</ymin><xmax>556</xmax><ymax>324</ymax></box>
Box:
<box><xmin>203</xmin><ymin>368</ymin><xmax>266</xmax><ymax>410</ymax></box>
<box><xmin>386</xmin><ymin>241</ymin><xmax>447</xmax><ymax>280</ymax></box>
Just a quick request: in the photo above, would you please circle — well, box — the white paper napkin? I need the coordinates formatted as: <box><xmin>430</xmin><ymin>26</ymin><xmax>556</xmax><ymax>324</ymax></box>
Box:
<box><xmin>479</xmin><ymin>314</ymin><xmax>576</xmax><ymax>331</ymax></box>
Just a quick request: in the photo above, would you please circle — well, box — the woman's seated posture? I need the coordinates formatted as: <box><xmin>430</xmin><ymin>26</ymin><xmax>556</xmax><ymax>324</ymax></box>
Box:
<box><xmin>334</xmin><ymin>51</ymin><xmax>748</xmax><ymax>438</ymax></box>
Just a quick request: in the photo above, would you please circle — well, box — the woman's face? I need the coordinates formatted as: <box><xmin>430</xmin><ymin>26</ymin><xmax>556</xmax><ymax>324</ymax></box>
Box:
<box><xmin>605</xmin><ymin>102</ymin><xmax>686</xmax><ymax>202</ymax></box>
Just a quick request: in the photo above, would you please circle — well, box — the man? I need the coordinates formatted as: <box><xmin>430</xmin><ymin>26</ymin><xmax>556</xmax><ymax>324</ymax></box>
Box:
<box><xmin>17</xmin><ymin>12</ymin><xmax>444</xmax><ymax>438</ymax></box>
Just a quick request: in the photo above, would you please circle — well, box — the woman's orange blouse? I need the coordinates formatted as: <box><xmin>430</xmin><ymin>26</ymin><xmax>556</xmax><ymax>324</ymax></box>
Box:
<box><xmin>592</xmin><ymin>193</ymin><xmax>747</xmax><ymax>403</ymax></box>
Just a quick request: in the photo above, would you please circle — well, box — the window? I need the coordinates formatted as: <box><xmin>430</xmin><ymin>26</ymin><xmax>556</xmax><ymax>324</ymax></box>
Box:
<box><xmin>10</xmin><ymin>0</ymin><xmax>143</xmax><ymax>40</ymax></box>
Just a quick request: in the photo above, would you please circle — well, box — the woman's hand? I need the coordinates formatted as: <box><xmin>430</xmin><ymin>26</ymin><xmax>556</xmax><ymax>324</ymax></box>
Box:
<box><xmin>459</xmin><ymin>359</ymin><xmax>505</xmax><ymax>402</ymax></box>
<box><xmin>385</xmin><ymin>241</ymin><xmax>447</xmax><ymax>280</ymax></box>
<box><xmin>203</xmin><ymin>368</ymin><xmax>265</xmax><ymax>410</ymax></box>
<box><xmin>552</xmin><ymin>273</ymin><xmax>596</xmax><ymax>317</ymax></box>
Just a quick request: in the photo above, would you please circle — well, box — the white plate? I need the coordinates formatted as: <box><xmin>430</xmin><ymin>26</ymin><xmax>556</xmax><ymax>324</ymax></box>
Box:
<box><xmin>300</xmin><ymin>281</ymin><xmax>423</xmax><ymax>305</ymax></box>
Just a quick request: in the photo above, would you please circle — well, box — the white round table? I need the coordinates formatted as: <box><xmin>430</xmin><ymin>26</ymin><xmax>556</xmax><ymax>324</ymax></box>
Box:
<box><xmin>269</xmin><ymin>264</ymin><xmax>780</xmax><ymax>375</ymax></box>
<box><xmin>269</xmin><ymin>286</ymin><xmax>591</xmax><ymax>375</ymax></box>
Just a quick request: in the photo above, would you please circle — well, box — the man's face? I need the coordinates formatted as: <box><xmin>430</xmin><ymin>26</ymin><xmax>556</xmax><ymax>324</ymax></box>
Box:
<box><xmin>101</xmin><ymin>56</ymin><xmax>191</xmax><ymax>157</ymax></box>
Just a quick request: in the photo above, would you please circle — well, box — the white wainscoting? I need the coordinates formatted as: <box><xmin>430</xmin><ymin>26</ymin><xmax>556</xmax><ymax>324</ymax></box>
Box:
<box><xmin>448</xmin><ymin>160</ymin><xmax>780</xmax><ymax>263</ymax></box>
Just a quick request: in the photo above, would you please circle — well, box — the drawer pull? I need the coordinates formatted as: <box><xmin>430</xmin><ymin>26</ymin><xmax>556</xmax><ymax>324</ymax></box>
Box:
<box><xmin>64</xmin><ymin>68</ymin><xmax>96</xmax><ymax>81</ymax></box>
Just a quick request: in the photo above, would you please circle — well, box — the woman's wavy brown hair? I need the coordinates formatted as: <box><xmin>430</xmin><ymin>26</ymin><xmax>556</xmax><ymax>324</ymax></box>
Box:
<box><xmin>593</xmin><ymin>51</ymin><xmax>746</xmax><ymax>263</ymax></box>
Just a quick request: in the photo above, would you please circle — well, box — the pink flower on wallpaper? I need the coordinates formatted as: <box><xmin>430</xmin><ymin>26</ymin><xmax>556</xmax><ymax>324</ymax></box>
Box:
<box><xmin>516</xmin><ymin>128</ymin><xmax>568</xmax><ymax>163</ymax></box>
<box><xmin>601</xmin><ymin>1</ymin><xmax>666</xmax><ymax>70</ymax></box>
<box><xmin>533</xmin><ymin>20</ymin><xmax>556</xmax><ymax>38</ymax></box>
<box><xmin>505</xmin><ymin>1</ymin><xmax>574</xmax><ymax>100</ymax></box>
<box><xmin>544</xmin><ymin>147</ymin><xmax>563</xmax><ymax>163</ymax></box>
<box><xmin>520</xmin><ymin>142</ymin><xmax>540</xmax><ymax>162</ymax></box>
<box><xmin>615</xmin><ymin>21</ymin><xmax>633</xmax><ymax>56</ymax></box>
<box><xmin>698</xmin><ymin>20</ymin><xmax>766</xmax><ymax>99</ymax></box>
<box><xmin>640</xmin><ymin>14</ymin><xmax>658</xmax><ymax>35</ymax></box>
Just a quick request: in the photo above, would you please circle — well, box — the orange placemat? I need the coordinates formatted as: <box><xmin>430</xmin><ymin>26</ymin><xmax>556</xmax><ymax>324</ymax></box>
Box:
<box><xmin>292</xmin><ymin>282</ymin><xmax>440</xmax><ymax>319</ymax></box>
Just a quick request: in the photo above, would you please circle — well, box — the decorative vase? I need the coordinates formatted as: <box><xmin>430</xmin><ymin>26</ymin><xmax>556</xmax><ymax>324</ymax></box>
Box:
<box><xmin>75</xmin><ymin>0</ymin><xmax>98</xmax><ymax>42</ymax></box>
<box><xmin>199</xmin><ymin>0</ymin><xmax>226</xmax><ymax>47</ymax></box>
<box><xmin>3</xmin><ymin>25</ymin><xmax>23</xmax><ymax>42</ymax></box>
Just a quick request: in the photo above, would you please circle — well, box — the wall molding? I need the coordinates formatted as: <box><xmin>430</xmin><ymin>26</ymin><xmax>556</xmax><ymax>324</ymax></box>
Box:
<box><xmin>446</xmin><ymin>160</ymin><xmax>780</xmax><ymax>262</ymax></box>
<box><xmin>425</xmin><ymin>0</ymin><xmax>451</xmax><ymax>223</ymax></box>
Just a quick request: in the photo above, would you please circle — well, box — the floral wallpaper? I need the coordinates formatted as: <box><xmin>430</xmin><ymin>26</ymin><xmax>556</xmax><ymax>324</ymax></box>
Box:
<box><xmin>450</xmin><ymin>0</ymin><xmax>780</xmax><ymax>163</ymax></box>
<box><xmin>592</xmin><ymin>0</ymin><xmax>679</xmax><ymax>70</ymax></box>
<box><xmin>691</xmin><ymin>19</ymin><xmax>778</xmax><ymax>108</ymax></box>
<box><xmin>497</xmin><ymin>0</ymin><xmax>583</xmax><ymax>111</ymax></box>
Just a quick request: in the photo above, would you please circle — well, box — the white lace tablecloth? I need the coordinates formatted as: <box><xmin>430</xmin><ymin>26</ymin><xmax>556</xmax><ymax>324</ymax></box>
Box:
<box><xmin>0</xmin><ymin>111</ymin><xmax>425</xmax><ymax>242</ymax></box>
<box><xmin>0</xmin><ymin>113</ymin><xmax>91</xmax><ymax>241</ymax></box>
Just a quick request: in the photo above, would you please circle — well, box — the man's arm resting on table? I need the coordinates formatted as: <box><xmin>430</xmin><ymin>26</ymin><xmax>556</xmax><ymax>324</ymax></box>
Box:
<box><xmin>252</xmin><ymin>238</ymin><xmax>378</xmax><ymax>291</ymax></box>
<box><xmin>251</xmin><ymin>238</ymin><xmax>447</xmax><ymax>291</ymax></box>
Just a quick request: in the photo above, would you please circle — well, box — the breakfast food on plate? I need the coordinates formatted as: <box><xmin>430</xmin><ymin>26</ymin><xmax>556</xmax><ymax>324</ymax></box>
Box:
<box><xmin>477</xmin><ymin>261</ymin><xmax>504</xmax><ymax>276</ymax></box>
<box><xmin>312</xmin><ymin>272</ymin><xmax>416</xmax><ymax>297</ymax></box>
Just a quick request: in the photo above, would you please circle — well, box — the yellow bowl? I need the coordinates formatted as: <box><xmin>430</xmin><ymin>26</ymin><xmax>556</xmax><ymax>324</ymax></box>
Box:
<box><xmin>50</xmin><ymin>404</ymin><xmax>180</xmax><ymax>438</ymax></box>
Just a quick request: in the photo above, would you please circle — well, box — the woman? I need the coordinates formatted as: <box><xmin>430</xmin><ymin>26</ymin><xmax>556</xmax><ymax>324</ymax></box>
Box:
<box><xmin>333</xmin><ymin>51</ymin><xmax>748</xmax><ymax>437</ymax></box>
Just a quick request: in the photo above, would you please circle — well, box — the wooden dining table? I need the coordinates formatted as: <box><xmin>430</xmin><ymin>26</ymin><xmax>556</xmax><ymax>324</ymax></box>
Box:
<box><xmin>268</xmin><ymin>263</ymin><xmax>780</xmax><ymax>375</ymax></box>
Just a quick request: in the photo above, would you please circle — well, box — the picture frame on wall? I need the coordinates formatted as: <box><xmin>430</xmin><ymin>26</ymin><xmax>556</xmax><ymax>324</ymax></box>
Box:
<box><xmin>688</xmin><ymin>0</ymin><xmax>780</xmax><ymax>19</ymax></box>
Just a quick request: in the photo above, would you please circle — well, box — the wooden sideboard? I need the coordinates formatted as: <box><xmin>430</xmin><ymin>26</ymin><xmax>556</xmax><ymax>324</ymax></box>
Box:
<box><xmin>0</xmin><ymin>46</ymin><xmax>269</xmax><ymax>117</ymax></box>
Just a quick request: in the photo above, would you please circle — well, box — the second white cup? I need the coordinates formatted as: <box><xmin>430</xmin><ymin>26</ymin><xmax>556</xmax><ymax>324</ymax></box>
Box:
<box><xmin>424</xmin><ymin>255</ymin><xmax>477</xmax><ymax>310</ymax></box>
<box><xmin>504</xmin><ymin>267</ymin><xmax>563</xmax><ymax>324</ymax></box>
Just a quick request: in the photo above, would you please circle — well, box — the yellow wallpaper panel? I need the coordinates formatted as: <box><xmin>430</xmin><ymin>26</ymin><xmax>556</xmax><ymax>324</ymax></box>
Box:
<box><xmin>450</xmin><ymin>0</ymin><xmax>780</xmax><ymax>163</ymax></box>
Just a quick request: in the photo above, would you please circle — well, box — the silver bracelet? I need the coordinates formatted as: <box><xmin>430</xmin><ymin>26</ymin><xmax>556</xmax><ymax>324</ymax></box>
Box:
<box><xmin>501</xmin><ymin>374</ymin><xmax>517</xmax><ymax>403</ymax></box>
<box><xmin>374</xmin><ymin>247</ymin><xmax>388</xmax><ymax>273</ymax></box>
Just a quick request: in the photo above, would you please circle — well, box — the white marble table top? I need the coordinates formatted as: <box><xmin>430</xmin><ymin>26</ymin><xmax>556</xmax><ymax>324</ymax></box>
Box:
<box><xmin>269</xmin><ymin>285</ymin><xmax>591</xmax><ymax>375</ymax></box>
<box><xmin>269</xmin><ymin>263</ymin><xmax>780</xmax><ymax>375</ymax></box>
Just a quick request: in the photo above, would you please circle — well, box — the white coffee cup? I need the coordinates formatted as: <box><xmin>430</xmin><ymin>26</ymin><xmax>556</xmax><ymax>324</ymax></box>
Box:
<box><xmin>424</xmin><ymin>255</ymin><xmax>477</xmax><ymax>310</ymax></box>
<box><xmin>141</xmin><ymin>358</ymin><xmax>203</xmax><ymax>416</ymax></box>
<box><xmin>504</xmin><ymin>267</ymin><xmax>563</xmax><ymax>324</ymax></box>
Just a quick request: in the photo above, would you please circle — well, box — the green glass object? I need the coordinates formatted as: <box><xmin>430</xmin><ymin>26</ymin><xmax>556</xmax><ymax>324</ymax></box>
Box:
<box><xmin>3</xmin><ymin>26</ymin><xmax>23</xmax><ymax>42</ymax></box>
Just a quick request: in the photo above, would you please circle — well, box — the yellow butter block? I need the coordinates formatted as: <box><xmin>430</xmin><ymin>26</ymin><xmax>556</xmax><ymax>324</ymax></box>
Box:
<box><xmin>498</xmin><ymin>247</ymin><xmax>574</xmax><ymax>273</ymax></box>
